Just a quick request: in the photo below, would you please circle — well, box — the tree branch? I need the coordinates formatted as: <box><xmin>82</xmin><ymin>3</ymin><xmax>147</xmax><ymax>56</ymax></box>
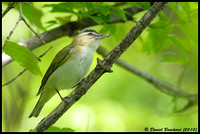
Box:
<box><xmin>35</xmin><ymin>2</ymin><xmax>168</xmax><ymax>132</ymax></box>
<box><xmin>2</xmin><ymin>6</ymin><xmax>143</xmax><ymax>67</ymax></box>
<box><xmin>97</xmin><ymin>46</ymin><xmax>197</xmax><ymax>98</ymax></box>
<box><xmin>2</xmin><ymin>2</ymin><xmax>17</xmax><ymax>18</ymax></box>
<box><xmin>2</xmin><ymin>11</ymin><xmax>21</xmax><ymax>49</ymax></box>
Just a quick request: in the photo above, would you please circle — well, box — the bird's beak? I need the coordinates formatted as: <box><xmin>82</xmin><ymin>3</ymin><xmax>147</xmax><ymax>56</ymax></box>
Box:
<box><xmin>96</xmin><ymin>34</ymin><xmax>111</xmax><ymax>39</ymax></box>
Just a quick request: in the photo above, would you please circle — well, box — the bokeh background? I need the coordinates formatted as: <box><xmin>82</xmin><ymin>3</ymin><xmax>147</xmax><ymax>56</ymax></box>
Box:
<box><xmin>2</xmin><ymin>2</ymin><xmax>198</xmax><ymax>132</ymax></box>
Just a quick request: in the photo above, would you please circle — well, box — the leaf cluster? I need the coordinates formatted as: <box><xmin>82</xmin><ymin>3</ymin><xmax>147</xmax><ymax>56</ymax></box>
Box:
<box><xmin>43</xmin><ymin>2</ymin><xmax>128</xmax><ymax>26</ymax></box>
<box><xmin>29</xmin><ymin>126</ymin><xmax>74</xmax><ymax>132</ymax></box>
<box><xmin>142</xmin><ymin>2</ymin><xmax>198</xmax><ymax>70</ymax></box>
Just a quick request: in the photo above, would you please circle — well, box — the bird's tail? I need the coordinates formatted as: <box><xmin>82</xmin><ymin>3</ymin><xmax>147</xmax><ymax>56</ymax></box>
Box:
<box><xmin>29</xmin><ymin>98</ymin><xmax>45</xmax><ymax>118</ymax></box>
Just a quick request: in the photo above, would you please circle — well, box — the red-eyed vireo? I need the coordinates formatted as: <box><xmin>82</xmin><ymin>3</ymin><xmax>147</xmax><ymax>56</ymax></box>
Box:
<box><xmin>29</xmin><ymin>29</ymin><xmax>110</xmax><ymax>118</ymax></box>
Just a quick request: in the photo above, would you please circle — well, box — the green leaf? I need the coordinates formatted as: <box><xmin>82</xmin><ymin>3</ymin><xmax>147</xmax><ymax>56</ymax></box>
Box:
<box><xmin>95</xmin><ymin>4</ymin><xmax>110</xmax><ymax>15</ymax></box>
<box><xmin>110</xmin><ymin>7</ymin><xmax>127</xmax><ymax>22</ymax></box>
<box><xmin>45</xmin><ymin>20</ymin><xmax>58</xmax><ymax>29</ymax></box>
<box><xmin>161</xmin><ymin>54</ymin><xmax>187</xmax><ymax>64</ymax></box>
<box><xmin>172</xmin><ymin>98</ymin><xmax>190</xmax><ymax>113</ymax></box>
<box><xmin>29</xmin><ymin>129</ymin><xmax>37</xmax><ymax>132</ymax></box>
<box><xmin>167</xmin><ymin>34</ymin><xmax>189</xmax><ymax>60</ymax></box>
<box><xmin>29</xmin><ymin>126</ymin><xmax>75</xmax><ymax>132</ymax></box>
<box><xmin>89</xmin><ymin>16</ymin><xmax>103</xmax><ymax>24</ymax></box>
<box><xmin>126</xmin><ymin>2</ymin><xmax>151</xmax><ymax>10</ymax></box>
<box><xmin>99</xmin><ymin>14</ymin><xmax>112</xmax><ymax>23</ymax></box>
<box><xmin>140</xmin><ymin>2</ymin><xmax>151</xmax><ymax>9</ymax></box>
<box><xmin>43</xmin><ymin>2</ymin><xmax>76</xmax><ymax>13</ymax></box>
<box><xmin>4</xmin><ymin>41</ymin><xmax>42</xmax><ymax>76</ymax></box>
<box><xmin>13</xmin><ymin>2</ymin><xmax>45</xmax><ymax>30</ymax></box>
<box><xmin>44</xmin><ymin>126</ymin><xmax>75</xmax><ymax>132</ymax></box>
<box><xmin>150</xmin><ymin>13</ymin><xmax>169</xmax><ymax>28</ymax></box>
<box><xmin>46</xmin><ymin>20</ymin><xmax>57</xmax><ymax>24</ymax></box>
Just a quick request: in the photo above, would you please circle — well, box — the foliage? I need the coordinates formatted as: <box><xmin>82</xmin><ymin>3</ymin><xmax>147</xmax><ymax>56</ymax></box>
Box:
<box><xmin>4</xmin><ymin>41</ymin><xmax>42</xmax><ymax>75</ymax></box>
<box><xmin>3</xmin><ymin>2</ymin><xmax>44</xmax><ymax>30</ymax></box>
<box><xmin>43</xmin><ymin>2</ymin><xmax>127</xmax><ymax>25</ymax></box>
<box><xmin>125</xmin><ymin>2</ymin><xmax>151</xmax><ymax>9</ymax></box>
<box><xmin>29</xmin><ymin>126</ymin><xmax>74</xmax><ymax>132</ymax></box>
<box><xmin>143</xmin><ymin>2</ymin><xmax>198</xmax><ymax>71</ymax></box>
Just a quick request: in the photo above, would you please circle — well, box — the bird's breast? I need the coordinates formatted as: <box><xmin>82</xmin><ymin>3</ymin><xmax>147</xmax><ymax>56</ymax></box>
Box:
<box><xmin>45</xmin><ymin>47</ymin><xmax>94</xmax><ymax>90</ymax></box>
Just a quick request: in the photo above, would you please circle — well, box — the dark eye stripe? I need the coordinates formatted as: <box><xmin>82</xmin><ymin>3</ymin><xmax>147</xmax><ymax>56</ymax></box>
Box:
<box><xmin>82</xmin><ymin>29</ymin><xmax>98</xmax><ymax>34</ymax></box>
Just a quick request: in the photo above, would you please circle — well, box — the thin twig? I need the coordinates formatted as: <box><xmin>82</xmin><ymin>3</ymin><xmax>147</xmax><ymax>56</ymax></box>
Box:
<box><xmin>97</xmin><ymin>46</ymin><xmax>195</xmax><ymax>97</ymax></box>
<box><xmin>2</xmin><ymin>46</ymin><xmax>53</xmax><ymax>87</ymax></box>
<box><xmin>2</xmin><ymin>16</ymin><xmax>21</xmax><ymax>49</ymax></box>
<box><xmin>2</xmin><ymin>2</ymin><xmax>17</xmax><ymax>18</ymax></box>
<box><xmin>23</xmin><ymin>2</ymin><xmax>32</xmax><ymax>6</ymax></box>
<box><xmin>19</xmin><ymin>2</ymin><xmax>46</xmax><ymax>45</ymax></box>
<box><xmin>2</xmin><ymin>2</ymin><xmax>46</xmax><ymax>49</ymax></box>
<box><xmin>38</xmin><ymin>46</ymin><xmax>53</xmax><ymax>58</ymax></box>
<box><xmin>2</xmin><ymin>69</ymin><xmax>27</xmax><ymax>87</ymax></box>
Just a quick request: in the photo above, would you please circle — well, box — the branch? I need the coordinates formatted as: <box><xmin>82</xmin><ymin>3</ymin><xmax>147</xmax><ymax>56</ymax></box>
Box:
<box><xmin>23</xmin><ymin>2</ymin><xmax>32</xmax><ymax>6</ymax></box>
<box><xmin>2</xmin><ymin>68</ymin><xmax>26</xmax><ymax>87</ymax></box>
<box><xmin>35</xmin><ymin>2</ymin><xmax>168</xmax><ymax>132</ymax></box>
<box><xmin>2</xmin><ymin>2</ymin><xmax>17</xmax><ymax>18</ymax></box>
<box><xmin>96</xmin><ymin>46</ymin><xmax>198</xmax><ymax>98</ymax></box>
<box><xmin>2</xmin><ymin>11</ymin><xmax>21</xmax><ymax>49</ymax></box>
<box><xmin>19</xmin><ymin>3</ymin><xmax>46</xmax><ymax>45</ymax></box>
<box><xmin>2</xmin><ymin>6</ymin><xmax>143</xmax><ymax>67</ymax></box>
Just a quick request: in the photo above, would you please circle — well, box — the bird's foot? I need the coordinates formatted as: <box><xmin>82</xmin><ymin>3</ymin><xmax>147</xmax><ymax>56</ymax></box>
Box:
<box><xmin>61</xmin><ymin>97</ymin><xmax>69</xmax><ymax>103</ymax></box>
<box><xmin>55</xmin><ymin>89</ymin><xmax>69</xmax><ymax>103</ymax></box>
<box><xmin>97</xmin><ymin>58</ymin><xmax>113</xmax><ymax>73</ymax></box>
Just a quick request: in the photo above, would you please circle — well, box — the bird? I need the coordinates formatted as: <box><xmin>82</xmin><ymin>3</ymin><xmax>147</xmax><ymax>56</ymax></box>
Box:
<box><xmin>29</xmin><ymin>29</ymin><xmax>110</xmax><ymax>118</ymax></box>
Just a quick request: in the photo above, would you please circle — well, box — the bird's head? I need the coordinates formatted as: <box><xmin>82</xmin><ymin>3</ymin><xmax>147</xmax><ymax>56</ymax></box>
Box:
<box><xmin>73</xmin><ymin>29</ymin><xmax>110</xmax><ymax>50</ymax></box>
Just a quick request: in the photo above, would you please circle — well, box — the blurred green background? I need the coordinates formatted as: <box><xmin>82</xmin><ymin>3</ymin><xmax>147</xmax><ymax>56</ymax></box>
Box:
<box><xmin>2</xmin><ymin>2</ymin><xmax>198</xmax><ymax>132</ymax></box>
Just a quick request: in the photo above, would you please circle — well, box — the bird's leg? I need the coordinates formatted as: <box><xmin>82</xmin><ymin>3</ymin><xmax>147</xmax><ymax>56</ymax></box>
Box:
<box><xmin>97</xmin><ymin>58</ymin><xmax>113</xmax><ymax>73</ymax></box>
<box><xmin>55</xmin><ymin>89</ymin><xmax>69</xmax><ymax>103</ymax></box>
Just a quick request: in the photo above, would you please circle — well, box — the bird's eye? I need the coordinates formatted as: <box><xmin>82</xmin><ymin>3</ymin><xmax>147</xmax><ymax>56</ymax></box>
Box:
<box><xmin>88</xmin><ymin>32</ymin><xmax>93</xmax><ymax>36</ymax></box>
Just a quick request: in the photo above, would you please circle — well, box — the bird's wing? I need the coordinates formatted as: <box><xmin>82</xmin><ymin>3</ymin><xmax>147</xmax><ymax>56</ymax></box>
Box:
<box><xmin>36</xmin><ymin>45</ymin><xmax>73</xmax><ymax>96</ymax></box>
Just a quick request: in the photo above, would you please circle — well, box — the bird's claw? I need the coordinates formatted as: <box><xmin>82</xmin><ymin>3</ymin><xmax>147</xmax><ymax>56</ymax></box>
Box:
<box><xmin>97</xmin><ymin>58</ymin><xmax>113</xmax><ymax>73</ymax></box>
